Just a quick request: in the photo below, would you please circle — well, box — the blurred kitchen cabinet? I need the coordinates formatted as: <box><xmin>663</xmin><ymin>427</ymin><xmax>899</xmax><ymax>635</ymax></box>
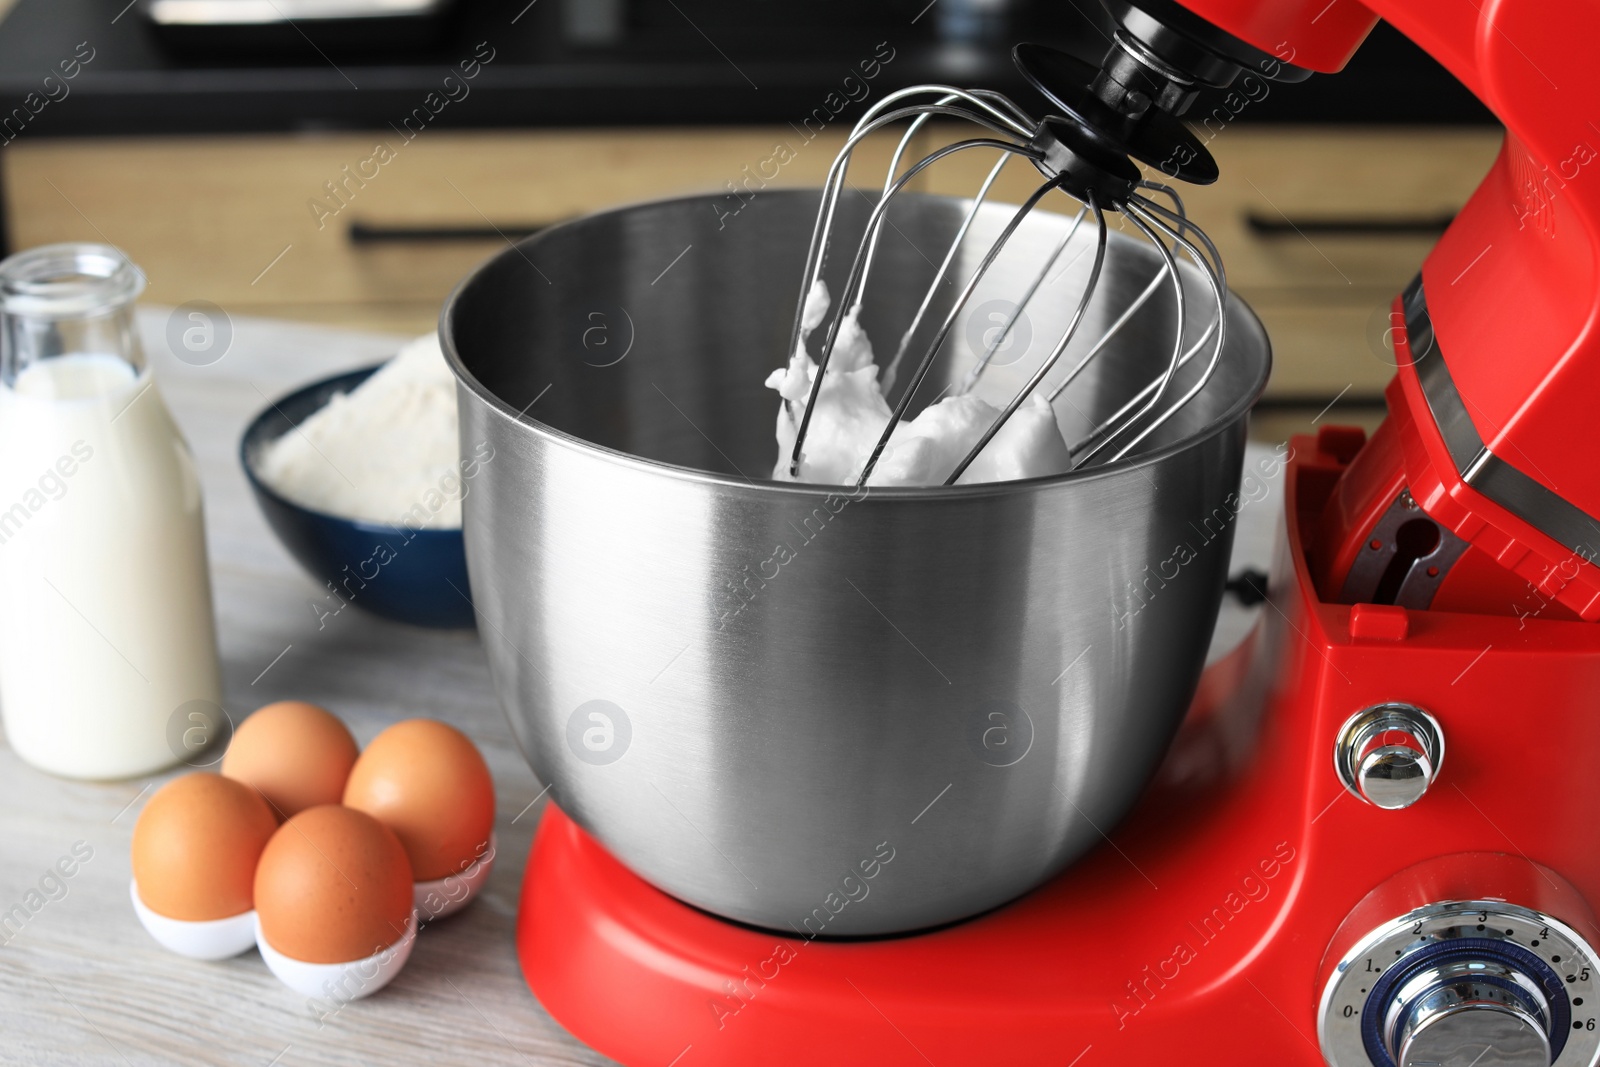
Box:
<box><xmin>2</xmin><ymin>127</ymin><xmax>908</xmax><ymax>336</ymax></box>
<box><xmin>4</xmin><ymin>124</ymin><xmax>1501</xmax><ymax>396</ymax></box>
<box><xmin>922</xmin><ymin>125</ymin><xmax>1502</xmax><ymax>399</ymax></box>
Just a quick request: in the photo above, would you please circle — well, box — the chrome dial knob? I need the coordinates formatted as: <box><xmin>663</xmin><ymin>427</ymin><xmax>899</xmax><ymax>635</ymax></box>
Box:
<box><xmin>1334</xmin><ymin>703</ymin><xmax>1445</xmax><ymax>810</ymax></box>
<box><xmin>1388</xmin><ymin>958</ymin><xmax>1552</xmax><ymax>1067</ymax></box>
<box><xmin>1320</xmin><ymin>901</ymin><xmax>1600</xmax><ymax>1067</ymax></box>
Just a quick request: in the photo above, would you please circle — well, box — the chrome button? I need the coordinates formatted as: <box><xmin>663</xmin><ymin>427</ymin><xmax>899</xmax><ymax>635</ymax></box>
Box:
<box><xmin>1335</xmin><ymin>703</ymin><xmax>1445</xmax><ymax>810</ymax></box>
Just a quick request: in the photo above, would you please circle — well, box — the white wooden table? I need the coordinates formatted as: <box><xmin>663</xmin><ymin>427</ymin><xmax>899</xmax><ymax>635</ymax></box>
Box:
<box><xmin>0</xmin><ymin>310</ymin><xmax>614</xmax><ymax>1067</ymax></box>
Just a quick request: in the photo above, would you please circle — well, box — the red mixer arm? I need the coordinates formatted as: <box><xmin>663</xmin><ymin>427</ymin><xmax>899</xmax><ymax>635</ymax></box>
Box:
<box><xmin>1172</xmin><ymin>0</ymin><xmax>1600</xmax><ymax>618</ymax></box>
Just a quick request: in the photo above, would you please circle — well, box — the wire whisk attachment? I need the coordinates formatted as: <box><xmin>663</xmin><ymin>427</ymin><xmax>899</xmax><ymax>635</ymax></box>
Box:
<box><xmin>778</xmin><ymin>56</ymin><xmax>1229</xmax><ymax>488</ymax></box>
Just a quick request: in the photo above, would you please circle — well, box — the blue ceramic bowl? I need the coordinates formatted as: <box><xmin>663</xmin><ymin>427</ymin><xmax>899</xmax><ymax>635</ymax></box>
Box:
<box><xmin>240</xmin><ymin>365</ymin><xmax>475</xmax><ymax>629</ymax></box>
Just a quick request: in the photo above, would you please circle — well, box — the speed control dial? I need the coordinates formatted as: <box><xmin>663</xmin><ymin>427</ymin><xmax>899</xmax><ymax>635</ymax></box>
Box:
<box><xmin>1387</xmin><ymin>953</ymin><xmax>1552</xmax><ymax>1066</ymax></box>
<box><xmin>1320</xmin><ymin>901</ymin><xmax>1600</xmax><ymax>1067</ymax></box>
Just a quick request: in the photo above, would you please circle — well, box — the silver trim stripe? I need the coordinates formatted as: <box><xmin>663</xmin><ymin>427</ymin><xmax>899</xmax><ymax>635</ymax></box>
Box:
<box><xmin>1405</xmin><ymin>275</ymin><xmax>1600</xmax><ymax>564</ymax></box>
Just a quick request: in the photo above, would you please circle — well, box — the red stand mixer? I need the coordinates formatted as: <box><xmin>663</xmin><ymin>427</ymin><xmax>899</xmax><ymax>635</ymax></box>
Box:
<box><xmin>505</xmin><ymin>2</ymin><xmax>1600</xmax><ymax>1063</ymax></box>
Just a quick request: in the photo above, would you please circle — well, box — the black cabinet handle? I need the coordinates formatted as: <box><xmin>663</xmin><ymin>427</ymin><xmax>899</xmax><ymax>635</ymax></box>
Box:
<box><xmin>1243</xmin><ymin>211</ymin><xmax>1455</xmax><ymax>237</ymax></box>
<box><xmin>347</xmin><ymin>219</ymin><xmax>564</xmax><ymax>244</ymax></box>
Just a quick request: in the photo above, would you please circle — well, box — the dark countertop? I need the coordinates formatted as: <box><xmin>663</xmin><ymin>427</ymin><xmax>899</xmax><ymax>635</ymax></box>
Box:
<box><xmin>0</xmin><ymin>0</ymin><xmax>1494</xmax><ymax>138</ymax></box>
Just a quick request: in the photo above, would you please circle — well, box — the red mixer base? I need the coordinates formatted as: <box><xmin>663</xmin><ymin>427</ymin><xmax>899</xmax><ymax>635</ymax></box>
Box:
<box><xmin>517</xmin><ymin>431</ymin><xmax>1600</xmax><ymax>1065</ymax></box>
<box><xmin>517</xmin><ymin>803</ymin><xmax>1323</xmax><ymax>1066</ymax></box>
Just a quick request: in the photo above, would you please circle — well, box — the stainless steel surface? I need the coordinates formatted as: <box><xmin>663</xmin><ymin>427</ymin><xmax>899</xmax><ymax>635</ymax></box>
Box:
<box><xmin>784</xmin><ymin>84</ymin><xmax>1228</xmax><ymax>485</ymax></box>
<box><xmin>442</xmin><ymin>189</ymin><xmax>1270</xmax><ymax>935</ymax></box>
<box><xmin>1391</xmin><ymin>960</ymin><xmax>1552</xmax><ymax>1067</ymax></box>
<box><xmin>1320</xmin><ymin>900</ymin><xmax>1600</xmax><ymax>1067</ymax></box>
<box><xmin>1335</xmin><ymin>703</ymin><xmax>1444</xmax><ymax>810</ymax></box>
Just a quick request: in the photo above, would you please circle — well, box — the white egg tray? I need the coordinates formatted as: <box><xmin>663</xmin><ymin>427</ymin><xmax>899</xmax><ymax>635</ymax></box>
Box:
<box><xmin>132</xmin><ymin>880</ymin><xmax>417</xmax><ymax>1000</ymax></box>
<box><xmin>130</xmin><ymin>880</ymin><xmax>257</xmax><ymax>961</ymax></box>
<box><xmin>413</xmin><ymin>832</ymin><xmax>496</xmax><ymax>922</ymax></box>
<box><xmin>256</xmin><ymin>911</ymin><xmax>417</xmax><ymax>1001</ymax></box>
<box><xmin>131</xmin><ymin>832</ymin><xmax>493</xmax><ymax>998</ymax></box>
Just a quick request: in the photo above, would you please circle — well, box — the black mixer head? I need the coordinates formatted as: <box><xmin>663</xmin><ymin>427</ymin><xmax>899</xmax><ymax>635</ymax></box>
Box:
<box><xmin>1014</xmin><ymin>0</ymin><xmax>1313</xmax><ymax>207</ymax></box>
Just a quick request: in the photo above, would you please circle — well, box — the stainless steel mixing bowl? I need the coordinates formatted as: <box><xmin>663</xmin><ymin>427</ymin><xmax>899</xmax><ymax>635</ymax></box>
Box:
<box><xmin>442</xmin><ymin>190</ymin><xmax>1270</xmax><ymax>935</ymax></box>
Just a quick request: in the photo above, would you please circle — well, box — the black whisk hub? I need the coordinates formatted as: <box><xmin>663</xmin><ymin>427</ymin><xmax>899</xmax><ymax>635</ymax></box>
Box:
<box><xmin>1014</xmin><ymin>42</ymin><xmax>1218</xmax><ymax>189</ymax></box>
<box><xmin>1028</xmin><ymin>115</ymin><xmax>1140</xmax><ymax>208</ymax></box>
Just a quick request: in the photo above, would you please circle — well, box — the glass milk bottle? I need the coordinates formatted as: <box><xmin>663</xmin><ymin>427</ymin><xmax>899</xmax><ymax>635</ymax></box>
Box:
<box><xmin>0</xmin><ymin>244</ymin><xmax>222</xmax><ymax>778</ymax></box>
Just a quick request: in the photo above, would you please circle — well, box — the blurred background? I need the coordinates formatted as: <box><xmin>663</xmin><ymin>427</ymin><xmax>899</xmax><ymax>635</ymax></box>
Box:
<box><xmin>0</xmin><ymin>0</ymin><xmax>1501</xmax><ymax>439</ymax></box>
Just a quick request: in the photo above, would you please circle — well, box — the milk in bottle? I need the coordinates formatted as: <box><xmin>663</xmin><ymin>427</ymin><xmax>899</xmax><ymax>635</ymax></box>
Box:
<box><xmin>0</xmin><ymin>244</ymin><xmax>223</xmax><ymax>778</ymax></box>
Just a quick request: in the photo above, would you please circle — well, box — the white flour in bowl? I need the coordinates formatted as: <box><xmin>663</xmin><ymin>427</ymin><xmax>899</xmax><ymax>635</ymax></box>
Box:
<box><xmin>258</xmin><ymin>333</ymin><xmax>465</xmax><ymax>528</ymax></box>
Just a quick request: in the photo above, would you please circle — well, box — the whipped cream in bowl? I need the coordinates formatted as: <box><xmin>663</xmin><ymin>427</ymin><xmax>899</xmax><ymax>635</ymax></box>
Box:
<box><xmin>766</xmin><ymin>281</ymin><xmax>1071</xmax><ymax>487</ymax></box>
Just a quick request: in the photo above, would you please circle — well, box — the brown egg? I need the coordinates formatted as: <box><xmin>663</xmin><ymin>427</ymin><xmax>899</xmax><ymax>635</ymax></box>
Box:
<box><xmin>221</xmin><ymin>701</ymin><xmax>358</xmax><ymax>820</ymax></box>
<box><xmin>342</xmin><ymin>719</ymin><xmax>495</xmax><ymax>881</ymax></box>
<box><xmin>254</xmin><ymin>805</ymin><xmax>413</xmax><ymax>964</ymax></box>
<box><xmin>131</xmin><ymin>773</ymin><xmax>277</xmax><ymax>922</ymax></box>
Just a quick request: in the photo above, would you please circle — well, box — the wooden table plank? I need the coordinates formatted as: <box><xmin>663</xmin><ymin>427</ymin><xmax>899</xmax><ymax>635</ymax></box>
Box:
<box><xmin>0</xmin><ymin>309</ymin><xmax>614</xmax><ymax>1067</ymax></box>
